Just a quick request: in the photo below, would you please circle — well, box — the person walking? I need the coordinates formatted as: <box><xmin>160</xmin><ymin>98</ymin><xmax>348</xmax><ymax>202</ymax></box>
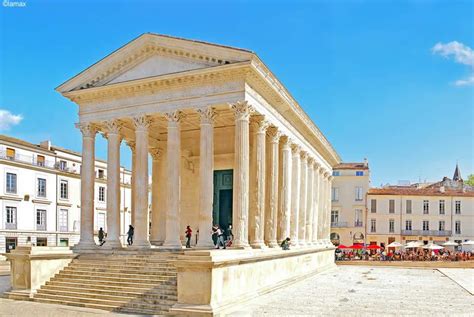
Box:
<box><xmin>185</xmin><ymin>225</ymin><xmax>192</xmax><ymax>248</ymax></box>
<box><xmin>225</xmin><ymin>224</ymin><xmax>234</xmax><ymax>247</ymax></box>
<box><xmin>127</xmin><ymin>225</ymin><xmax>134</xmax><ymax>246</ymax></box>
<box><xmin>215</xmin><ymin>226</ymin><xmax>226</xmax><ymax>249</ymax></box>
<box><xmin>212</xmin><ymin>225</ymin><xmax>218</xmax><ymax>246</ymax></box>
<box><xmin>98</xmin><ymin>227</ymin><xmax>106</xmax><ymax>246</ymax></box>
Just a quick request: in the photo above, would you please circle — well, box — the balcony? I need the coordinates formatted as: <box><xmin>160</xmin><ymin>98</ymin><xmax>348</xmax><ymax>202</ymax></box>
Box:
<box><xmin>5</xmin><ymin>222</ymin><xmax>17</xmax><ymax>230</ymax></box>
<box><xmin>331</xmin><ymin>221</ymin><xmax>348</xmax><ymax>228</ymax></box>
<box><xmin>354</xmin><ymin>220</ymin><xmax>364</xmax><ymax>227</ymax></box>
<box><xmin>0</xmin><ymin>150</ymin><xmax>56</xmax><ymax>169</ymax></box>
<box><xmin>401</xmin><ymin>230</ymin><xmax>452</xmax><ymax>236</ymax></box>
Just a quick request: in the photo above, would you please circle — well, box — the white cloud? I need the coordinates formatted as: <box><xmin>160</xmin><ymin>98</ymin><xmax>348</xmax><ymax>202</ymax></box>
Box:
<box><xmin>0</xmin><ymin>109</ymin><xmax>23</xmax><ymax>131</ymax></box>
<box><xmin>432</xmin><ymin>41</ymin><xmax>474</xmax><ymax>67</ymax></box>
<box><xmin>432</xmin><ymin>41</ymin><xmax>474</xmax><ymax>86</ymax></box>
<box><xmin>454</xmin><ymin>75</ymin><xmax>474</xmax><ymax>86</ymax></box>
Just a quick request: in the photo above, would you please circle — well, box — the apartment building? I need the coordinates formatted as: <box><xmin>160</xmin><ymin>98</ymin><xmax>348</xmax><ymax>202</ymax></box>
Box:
<box><xmin>366</xmin><ymin>165</ymin><xmax>473</xmax><ymax>247</ymax></box>
<box><xmin>0</xmin><ymin>135</ymin><xmax>132</xmax><ymax>257</ymax></box>
<box><xmin>330</xmin><ymin>160</ymin><xmax>370</xmax><ymax>246</ymax></box>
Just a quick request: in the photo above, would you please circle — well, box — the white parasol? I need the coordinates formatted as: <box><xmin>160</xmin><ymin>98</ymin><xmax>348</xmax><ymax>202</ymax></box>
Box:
<box><xmin>442</xmin><ymin>241</ymin><xmax>459</xmax><ymax>246</ymax></box>
<box><xmin>387</xmin><ymin>242</ymin><xmax>403</xmax><ymax>248</ymax></box>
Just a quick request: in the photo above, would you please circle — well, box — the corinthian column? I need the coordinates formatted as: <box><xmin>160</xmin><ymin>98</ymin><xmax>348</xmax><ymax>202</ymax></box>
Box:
<box><xmin>306</xmin><ymin>158</ymin><xmax>314</xmax><ymax>244</ymax></box>
<box><xmin>74</xmin><ymin>122</ymin><xmax>98</xmax><ymax>250</ymax></box>
<box><xmin>314</xmin><ymin>165</ymin><xmax>322</xmax><ymax>243</ymax></box>
<box><xmin>196</xmin><ymin>107</ymin><xmax>216</xmax><ymax>248</ymax></box>
<box><xmin>132</xmin><ymin>115</ymin><xmax>151</xmax><ymax>248</ymax></box>
<box><xmin>298</xmin><ymin>151</ymin><xmax>308</xmax><ymax>246</ymax></box>
<box><xmin>104</xmin><ymin>120</ymin><xmax>123</xmax><ymax>248</ymax></box>
<box><xmin>278</xmin><ymin>136</ymin><xmax>292</xmax><ymax>243</ymax></box>
<box><xmin>163</xmin><ymin>110</ymin><xmax>185</xmax><ymax>249</ymax></box>
<box><xmin>231</xmin><ymin>101</ymin><xmax>254</xmax><ymax>248</ymax></box>
<box><xmin>290</xmin><ymin>144</ymin><xmax>301</xmax><ymax>246</ymax></box>
<box><xmin>150</xmin><ymin>148</ymin><xmax>165</xmax><ymax>245</ymax></box>
<box><xmin>249</xmin><ymin>116</ymin><xmax>269</xmax><ymax>249</ymax></box>
<box><xmin>326</xmin><ymin>175</ymin><xmax>334</xmax><ymax>244</ymax></box>
<box><xmin>125</xmin><ymin>140</ymin><xmax>136</xmax><ymax>227</ymax></box>
<box><xmin>265</xmin><ymin>127</ymin><xmax>280</xmax><ymax>247</ymax></box>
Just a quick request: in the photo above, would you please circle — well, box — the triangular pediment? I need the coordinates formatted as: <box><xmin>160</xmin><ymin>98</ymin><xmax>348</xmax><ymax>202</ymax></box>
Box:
<box><xmin>57</xmin><ymin>33</ymin><xmax>254</xmax><ymax>93</ymax></box>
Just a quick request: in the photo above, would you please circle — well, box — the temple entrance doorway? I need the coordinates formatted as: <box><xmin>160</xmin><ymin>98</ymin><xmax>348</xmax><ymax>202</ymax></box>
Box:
<box><xmin>213</xmin><ymin>170</ymin><xmax>233</xmax><ymax>231</ymax></box>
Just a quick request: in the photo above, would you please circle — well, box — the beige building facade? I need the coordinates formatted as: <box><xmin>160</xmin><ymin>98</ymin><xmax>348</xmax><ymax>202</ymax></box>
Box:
<box><xmin>330</xmin><ymin>161</ymin><xmax>370</xmax><ymax>246</ymax></box>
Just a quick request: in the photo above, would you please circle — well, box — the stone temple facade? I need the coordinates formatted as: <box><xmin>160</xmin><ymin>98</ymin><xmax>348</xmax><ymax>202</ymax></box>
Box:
<box><xmin>4</xmin><ymin>33</ymin><xmax>341</xmax><ymax>315</ymax></box>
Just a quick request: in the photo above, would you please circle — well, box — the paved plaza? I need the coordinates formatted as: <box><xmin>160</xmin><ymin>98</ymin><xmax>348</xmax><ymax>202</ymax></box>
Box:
<box><xmin>0</xmin><ymin>266</ymin><xmax>472</xmax><ymax>316</ymax></box>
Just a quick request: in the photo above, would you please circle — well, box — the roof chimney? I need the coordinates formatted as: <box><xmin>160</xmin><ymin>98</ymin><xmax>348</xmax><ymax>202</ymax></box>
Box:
<box><xmin>363</xmin><ymin>158</ymin><xmax>369</xmax><ymax>168</ymax></box>
<box><xmin>439</xmin><ymin>186</ymin><xmax>445</xmax><ymax>193</ymax></box>
<box><xmin>39</xmin><ymin>140</ymin><xmax>51</xmax><ymax>151</ymax></box>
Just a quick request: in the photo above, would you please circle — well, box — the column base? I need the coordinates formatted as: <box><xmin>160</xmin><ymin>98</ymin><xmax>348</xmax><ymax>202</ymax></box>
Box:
<box><xmin>73</xmin><ymin>240</ymin><xmax>98</xmax><ymax>251</ymax></box>
<box><xmin>267</xmin><ymin>241</ymin><xmax>279</xmax><ymax>248</ymax></box>
<box><xmin>150</xmin><ymin>240</ymin><xmax>164</xmax><ymax>246</ymax></box>
<box><xmin>102</xmin><ymin>240</ymin><xmax>123</xmax><ymax>249</ymax></box>
<box><xmin>129</xmin><ymin>240</ymin><xmax>151</xmax><ymax>249</ymax></box>
<box><xmin>163</xmin><ymin>239</ymin><xmax>183</xmax><ymax>250</ymax></box>
<box><xmin>196</xmin><ymin>240</ymin><xmax>215</xmax><ymax>249</ymax></box>
<box><xmin>250</xmin><ymin>241</ymin><xmax>267</xmax><ymax>249</ymax></box>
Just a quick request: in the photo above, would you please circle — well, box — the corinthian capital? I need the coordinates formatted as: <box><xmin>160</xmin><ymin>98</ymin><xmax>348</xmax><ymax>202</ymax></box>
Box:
<box><xmin>251</xmin><ymin>115</ymin><xmax>270</xmax><ymax>133</ymax></box>
<box><xmin>231</xmin><ymin>101</ymin><xmax>255</xmax><ymax>121</ymax></box>
<box><xmin>291</xmin><ymin>143</ymin><xmax>301</xmax><ymax>155</ymax></box>
<box><xmin>165</xmin><ymin>110</ymin><xmax>186</xmax><ymax>123</ymax></box>
<box><xmin>197</xmin><ymin>107</ymin><xmax>217</xmax><ymax>124</ymax></box>
<box><xmin>104</xmin><ymin>119</ymin><xmax>123</xmax><ymax>135</ymax></box>
<box><xmin>76</xmin><ymin>122</ymin><xmax>98</xmax><ymax>138</ymax></box>
<box><xmin>266</xmin><ymin>126</ymin><xmax>281</xmax><ymax>144</ymax></box>
<box><xmin>307</xmin><ymin>157</ymin><xmax>315</xmax><ymax>165</ymax></box>
<box><xmin>150</xmin><ymin>148</ymin><xmax>164</xmax><ymax>160</ymax></box>
<box><xmin>300</xmin><ymin>151</ymin><xmax>308</xmax><ymax>161</ymax></box>
<box><xmin>280</xmin><ymin>135</ymin><xmax>292</xmax><ymax>149</ymax></box>
<box><xmin>133</xmin><ymin>115</ymin><xmax>152</xmax><ymax>131</ymax></box>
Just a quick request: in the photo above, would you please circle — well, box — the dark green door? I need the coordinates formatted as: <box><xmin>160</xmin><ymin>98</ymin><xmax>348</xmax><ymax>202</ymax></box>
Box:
<box><xmin>213</xmin><ymin>170</ymin><xmax>233</xmax><ymax>230</ymax></box>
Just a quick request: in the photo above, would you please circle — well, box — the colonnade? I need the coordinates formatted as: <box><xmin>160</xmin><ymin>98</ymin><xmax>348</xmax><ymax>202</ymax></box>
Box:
<box><xmin>74</xmin><ymin>101</ymin><xmax>333</xmax><ymax>250</ymax></box>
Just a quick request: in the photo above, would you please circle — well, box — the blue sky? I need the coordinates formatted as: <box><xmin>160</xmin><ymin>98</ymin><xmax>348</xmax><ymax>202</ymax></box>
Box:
<box><xmin>0</xmin><ymin>0</ymin><xmax>472</xmax><ymax>186</ymax></box>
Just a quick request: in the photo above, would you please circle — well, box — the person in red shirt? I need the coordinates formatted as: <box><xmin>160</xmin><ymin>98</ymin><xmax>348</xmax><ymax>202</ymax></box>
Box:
<box><xmin>185</xmin><ymin>225</ymin><xmax>192</xmax><ymax>248</ymax></box>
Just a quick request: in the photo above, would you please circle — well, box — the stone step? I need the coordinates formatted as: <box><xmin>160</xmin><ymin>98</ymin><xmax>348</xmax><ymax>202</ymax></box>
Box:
<box><xmin>33</xmin><ymin>297</ymin><xmax>122</xmax><ymax>312</ymax></box>
<box><xmin>60</xmin><ymin>268</ymin><xmax>176</xmax><ymax>278</ymax></box>
<box><xmin>52</xmin><ymin>272</ymin><xmax>176</xmax><ymax>283</ymax></box>
<box><xmin>65</xmin><ymin>264</ymin><xmax>177</xmax><ymax>274</ymax></box>
<box><xmin>40</xmin><ymin>284</ymin><xmax>177</xmax><ymax>298</ymax></box>
<box><xmin>36</xmin><ymin>288</ymin><xmax>177</xmax><ymax>304</ymax></box>
<box><xmin>50</xmin><ymin>276</ymin><xmax>177</xmax><ymax>287</ymax></box>
<box><xmin>45</xmin><ymin>280</ymin><xmax>177</xmax><ymax>292</ymax></box>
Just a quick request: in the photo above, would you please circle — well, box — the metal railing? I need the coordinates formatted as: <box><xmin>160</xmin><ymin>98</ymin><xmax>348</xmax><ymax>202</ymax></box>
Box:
<box><xmin>354</xmin><ymin>220</ymin><xmax>364</xmax><ymax>227</ymax></box>
<box><xmin>331</xmin><ymin>221</ymin><xmax>348</xmax><ymax>228</ymax></box>
<box><xmin>0</xmin><ymin>150</ymin><xmax>55</xmax><ymax>169</ymax></box>
<box><xmin>401</xmin><ymin>230</ymin><xmax>452</xmax><ymax>236</ymax></box>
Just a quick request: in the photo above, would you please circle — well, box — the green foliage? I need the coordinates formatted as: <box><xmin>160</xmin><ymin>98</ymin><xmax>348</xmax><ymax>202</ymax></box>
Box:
<box><xmin>466</xmin><ymin>174</ymin><xmax>474</xmax><ymax>186</ymax></box>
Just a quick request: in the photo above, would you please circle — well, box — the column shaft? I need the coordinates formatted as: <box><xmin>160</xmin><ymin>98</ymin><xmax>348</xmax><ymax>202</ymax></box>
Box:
<box><xmin>265</xmin><ymin>127</ymin><xmax>280</xmax><ymax>247</ymax></box>
<box><xmin>231</xmin><ymin>101</ymin><xmax>253</xmax><ymax>248</ymax></box>
<box><xmin>150</xmin><ymin>148</ymin><xmax>164</xmax><ymax>245</ymax></box>
<box><xmin>290</xmin><ymin>145</ymin><xmax>301</xmax><ymax>246</ymax></box>
<box><xmin>196</xmin><ymin>107</ymin><xmax>216</xmax><ymax>248</ymax></box>
<box><xmin>311</xmin><ymin>164</ymin><xmax>320</xmax><ymax>244</ymax></box>
<box><xmin>163</xmin><ymin>111</ymin><xmax>185</xmax><ymax>248</ymax></box>
<box><xmin>298</xmin><ymin>152</ymin><xmax>308</xmax><ymax>245</ymax></box>
<box><xmin>306</xmin><ymin>159</ymin><xmax>314</xmax><ymax>244</ymax></box>
<box><xmin>279</xmin><ymin>136</ymin><xmax>292</xmax><ymax>243</ymax></box>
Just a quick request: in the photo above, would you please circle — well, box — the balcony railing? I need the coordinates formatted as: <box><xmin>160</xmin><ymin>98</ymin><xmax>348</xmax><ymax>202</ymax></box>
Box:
<box><xmin>331</xmin><ymin>221</ymin><xmax>348</xmax><ymax>228</ymax></box>
<box><xmin>354</xmin><ymin>220</ymin><xmax>364</xmax><ymax>227</ymax></box>
<box><xmin>5</xmin><ymin>222</ymin><xmax>17</xmax><ymax>230</ymax></box>
<box><xmin>401</xmin><ymin>230</ymin><xmax>452</xmax><ymax>236</ymax></box>
<box><xmin>0</xmin><ymin>150</ymin><xmax>55</xmax><ymax>169</ymax></box>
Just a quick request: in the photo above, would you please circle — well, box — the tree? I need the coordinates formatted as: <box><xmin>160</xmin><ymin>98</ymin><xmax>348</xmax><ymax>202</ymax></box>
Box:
<box><xmin>466</xmin><ymin>174</ymin><xmax>474</xmax><ymax>186</ymax></box>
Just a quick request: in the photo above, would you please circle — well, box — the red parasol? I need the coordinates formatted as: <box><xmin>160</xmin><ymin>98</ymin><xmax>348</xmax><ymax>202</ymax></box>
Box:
<box><xmin>349</xmin><ymin>244</ymin><xmax>364</xmax><ymax>249</ymax></box>
<box><xmin>337</xmin><ymin>244</ymin><xmax>349</xmax><ymax>249</ymax></box>
<box><xmin>366</xmin><ymin>244</ymin><xmax>381</xmax><ymax>250</ymax></box>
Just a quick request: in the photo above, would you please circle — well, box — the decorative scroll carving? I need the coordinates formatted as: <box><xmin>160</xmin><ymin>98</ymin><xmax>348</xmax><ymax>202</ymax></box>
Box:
<box><xmin>104</xmin><ymin>119</ymin><xmax>123</xmax><ymax>135</ymax></box>
<box><xmin>165</xmin><ymin>110</ymin><xmax>186</xmax><ymax>123</ymax></box>
<box><xmin>197</xmin><ymin>107</ymin><xmax>217</xmax><ymax>124</ymax></box>
<box><xmin>231</xmin><ymin>101</ymin><xmax>255</xmax><ymax>121</ymax></box>
<box><xmin>291</xmin><ymin>143</ymin><xmax>301</xmax><ymax>155</ymax></box>
<box><xmin>300</xmin><ymin>151</ymin><xmax>308</xmax><ymax>160</ymax></box>
<box><xmin>75</xmin><ymin>122</ymin><xmax>98</xmax><ymax>138</ymax></box>
<box><xmin>280</xmin><ymin>135</ymin><xmax>292</xmax><ymax>148</ymax></box>
<box><xmin>266</xmin><ymin>126</ymin><xmax>281</xmax><ymax>144</ymax></box>
<box><xmin>307</xmin><ymin>157</ymin><xmax>315</xmax><ymax>165</ymax></box>
<box><xmin>133</xmin><ymin>115</ymin><xmax>152</xmax><ymax>131</ymax></box>
<box><xmin>150</xmin><ymin>148</ymin><xmax>164</xmax><ymax>160</ymax></box>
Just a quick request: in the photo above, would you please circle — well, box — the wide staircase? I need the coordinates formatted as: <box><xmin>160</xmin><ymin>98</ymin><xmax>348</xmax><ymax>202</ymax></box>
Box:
<box><xmin>32</xmin><ymin>251</ymin><xmax>180</xmax><ymax>315</ymax></box>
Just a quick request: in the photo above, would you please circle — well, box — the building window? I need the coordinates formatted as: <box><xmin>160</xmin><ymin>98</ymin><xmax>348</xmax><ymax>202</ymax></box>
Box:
<box><xmin>98</xmin><ymin>186</ymin><xmax>106</xmax><ymax>202</ymax></box>
<box><xmin>405</xmin><ymin>220</ymin><xmax>412</xmax><ymax>231</ymax></box>
<box><xmin>332</xmin><ymin>171</ymin><xmax>340</xmax><ymax>176</ymax></box>
<box><xmin>455</xmin><ymin>221</ymin><xmax>461</xmax><ymax>234</ymax></box>
<box><xmin>60</xmin><ymin>180</ymin><xmax>68</xmax><ymax>199</ymax></box>
<box><xmin>354</xmin><ymin>209</ymin><xmax>363</xmax><ymax>227</ymax></box>
<box><xmin>371</xmin><ymin>199</ymin><xmax>377</xmax><ymax>213</ymax></box>
<box><xmin>5</xmin><ymin>206</ymin><xmax>17</xmax><ymax>229</ymax></box>
<box><xmin>389</xmin><ymin>200</ymin><xmax>395</xmax><ymax>213</ymax></box>
<box><xmin>356</xmin><ymin>171</ymin><xmax>364</xmax><ymax>176</ymax></box>
<box><xmin>439</xmin><ymin>220</ymin><xmax>445</xmax><ymax>232</ymax></box>
<box><xmin>36</xmin><ymin>209</ymin><xmax>47</xmax><ymax>231</ymax></box>
<box><xmin>59</xmin><ymin>238</ymin><xmax>69</xmax><ymax>247</ymax></box>
<box><xmin>59</xmin><ymin>160</ymin><xmax>67</xmax><ymax>171</ymax></box>
<box><xmin>355</xmin><ymin>187</ymin><xmax>363</xmax><ymax>201</ymax></box>
<box><xmin>406</xmin><ymin>200</ymin><xmax>412</xmax><ymax>214</ymax></box>
<box><xmin>423</xmin><ymin>200</ymin><xmax>429</xmax><ymax>214</ymax></box>
<box><xmin>59</xmin><ymin>209</ymin><xmax>68</xmax><ymax>232</ymax></box>
<box><xmin>97</xmin><ymin>212</ymin><xmax>106</xmax><ymax>230</ymax></box>
<box><xmin>36</xmin><ymin>155</ymin><xmax>45</xmax><ymax>167</ymax></box>
<box><xmin>370</xmin><ymin>219</ymin><xmax>376</xmax><ymax>233</ymax></box>
<box><xmin>98</xmin><ymin>169</ymin><xmax>105</xmax><ymax>179</ymax></box>
<box><xmin>36</xmin><ymin>238</ymin><xmax>47</xmax><ymax>246</ymax></box>
<box><xmin>331</xmin><ymin>187</ymin><xmax>339</xmax><ymax>202</ymax></box>
<box><xmin>331</xmin><ymin>210</ymin><xmax>339</xmax><ymax>225</ymax></box>
<box><xmin>6</xmin><ymin>172</ymin><xmax>17</xmax><ymax>194</ymax></box>
<box><xmin>6</xmin><ymin>147</ymin><xmax>15</xmax><ymax>160</ymax></box>
<box><xmin>439</xmin><ymin>200</ymin><xmax>445</xmax><ymax>215</ymax></box>
<box><xmin>389</xmin><ymin>219</ymin><xmax>395</xmax><ymax>233</ymax></box>
<box><xmin>37</xmin><ymin>178</ymin><xmax>47</xmax><ymax>198</ymax></box>
<box><xmin>455</xmin><ymin>201</ymin><xmax>461</xmax><ymax>214</ymax></box>
<box><xmin>422</xmin><ymin>220</ymin><xmax>429</xmax><ymax>231</ymax></box>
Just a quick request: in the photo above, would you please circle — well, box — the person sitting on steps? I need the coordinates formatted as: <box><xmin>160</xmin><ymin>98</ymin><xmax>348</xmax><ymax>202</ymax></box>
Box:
<box><xmin>281</xmin><ymin>237</ymin><xmax>291</xmax><ymax>250</ymax></box>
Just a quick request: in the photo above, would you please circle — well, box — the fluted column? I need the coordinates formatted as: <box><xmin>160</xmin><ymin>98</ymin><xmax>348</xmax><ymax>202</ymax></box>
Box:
<box><xmin>196</xmin><ymin>107</ymin><xmax>216</xmax><ymax>248</ymax></box>
<box><xmin>317</xmin><ymin>167</ymin><xmax>325</xmax><ymax>243</ymax></box>
<box><xmin>104</xmin><ymin>120</ymin><xmax>123</xmax><ymax>248</ymax></box>
<box><xmin>305</xmin><ymin>158</ymin><xmax>314</xmax><ymax>245</ymax></box>
<box><xmin>298</xmin><ymin>151</ymin><xmax>308</xmax><ymax>245</ymax></box>
<box><xmin>163</xmin><ymin>110</ymin><xmax>185</xmax><ymax>249</ymax></box>
<box><xmin>132</xmin><ymin>115</ymin><xmax>151</xmax><ymax>248</ymax></box>
<box><xmin>249</xmin><ymin>116</ymin><xmax>269</xmax><ymax>249</ymax></box>
<box><xmin>75</xmin><ymin>122</ymin><xmax>97</xmax><ymax>250</ymax></box>
<box><xmin>150</xmin><ymin>148</ymin><xmax>165</xmax><ymax>245</ymax></box>
<box><xmin>312</xmin><ymin>163</ymin><xmax>320</xmax><ymax>244</ymax></box>
<box><xmin>125</xmin><ymin>140</ymin><xmax>136</xmax><ymax>227</ymax></box>
<box><xmin>231</xmin><ymin>101</ymin><xmax>254</xmax><ymax>248</ymax></box>
<box><xmin>290</xmin><ymin>144</ymin><xmax>301</xmax><ymax>246</ymax></box>
<box><xmin>325</xmin><ymin>175</ymin><xmax>334</xmax><ymax>244</ymax></box>
<box><xmin>279</xmin><ymin>136</ymin><xmax>292</xmax><ymax>243</ymax></box>
<box><xmin>265</xmin><ymin>127</ymin><xmax>280</xmax><ymax>247</ymax></box>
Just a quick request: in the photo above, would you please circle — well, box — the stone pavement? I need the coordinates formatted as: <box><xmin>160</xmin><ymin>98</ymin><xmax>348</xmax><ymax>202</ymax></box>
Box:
<box><xmin>1</xmin><ymin>267</ymin><xmax>473</xmax><ymax>316</ymax></box>
<box><xmin>438</xmin><ymin>268</ymin><xmax>474</xmax><ymax>295</ymax></box>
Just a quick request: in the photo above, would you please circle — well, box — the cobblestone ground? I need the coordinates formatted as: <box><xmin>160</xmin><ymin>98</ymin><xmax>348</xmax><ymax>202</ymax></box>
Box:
<box><xmin>231</xmin><ymin>266</ymin><xmax>474</xmax><ymax>316</ymax></box>
<box><xmin>0</xmin><ymin>267</ymin><xmax>472</xmax><ymax>316</ymax></box>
